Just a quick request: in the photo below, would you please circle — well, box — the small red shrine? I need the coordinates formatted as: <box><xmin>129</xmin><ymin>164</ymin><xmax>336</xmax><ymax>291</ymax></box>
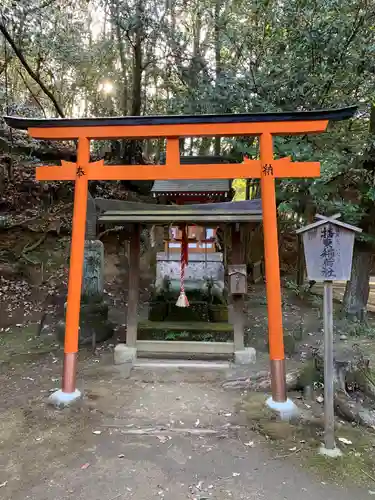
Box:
<box><xmin>151</xmin><ymin>155</ymin><xmax>233</xmax><ymax>253</ymax></box>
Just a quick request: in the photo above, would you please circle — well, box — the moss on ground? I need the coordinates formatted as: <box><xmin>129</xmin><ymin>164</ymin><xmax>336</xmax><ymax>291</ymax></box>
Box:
<box><xmin>238</xmin><ymin>392</ymin><xmax>375</xmax><ymax>489</ymax></box>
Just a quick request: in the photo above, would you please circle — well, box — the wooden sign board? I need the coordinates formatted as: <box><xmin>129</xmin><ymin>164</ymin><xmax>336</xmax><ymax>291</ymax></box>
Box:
<box><xmin>302</xmin><ymin>224</ymin><xmax>354</xmax><ymax>281</ymax></box>
<box><xmin>297</xmin><ymin>214</ymin><xmax>362</xmax><ymax>282</ymax></box>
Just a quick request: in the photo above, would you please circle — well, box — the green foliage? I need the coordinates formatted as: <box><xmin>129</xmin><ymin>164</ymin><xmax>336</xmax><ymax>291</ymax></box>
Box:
<box><xmin>1</xmin><ymin>0</ymin><xmax>375</xmax><ymax>240</ymax></box>
<box><xmin>284</xmin><ymin>279</ymin><xmax>311</xmax><ymax>298</ymax></box>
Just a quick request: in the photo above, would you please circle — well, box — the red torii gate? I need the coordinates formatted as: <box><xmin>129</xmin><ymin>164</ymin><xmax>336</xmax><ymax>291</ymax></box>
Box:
<box><xmin>5</xmin><ymin>107</ymin><xmax>356</xmax><ymax>411</ymax></box>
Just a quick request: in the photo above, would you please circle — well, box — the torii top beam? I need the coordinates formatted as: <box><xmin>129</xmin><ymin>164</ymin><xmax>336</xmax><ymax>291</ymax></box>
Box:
<box><xmin>4</xmin><ymin>106</ymin><xmax>357</xmax><ymax>182</ymax></box>
<box><xmin>5</xmin><ymin>106</ymin><xmax>356</xmax><ymax>140</ymax></box>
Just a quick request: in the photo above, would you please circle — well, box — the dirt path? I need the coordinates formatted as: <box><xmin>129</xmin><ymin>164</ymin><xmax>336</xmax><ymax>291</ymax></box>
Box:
<box><xmin>0</xmin><ymin>350</ymin><xmax>371</xmax><ymax>500</ymax></box>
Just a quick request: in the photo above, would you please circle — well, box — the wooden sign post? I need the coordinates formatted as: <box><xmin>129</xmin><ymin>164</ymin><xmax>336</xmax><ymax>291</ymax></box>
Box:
<box><xmin>297</xmin><ymin>214</ymin><xmax>361</xmax><ymax>455</ymax></box>
<box><xmin>4</xmin><ymin>107</ymin><xmax>356</xmax><ymax>408</ymax></box>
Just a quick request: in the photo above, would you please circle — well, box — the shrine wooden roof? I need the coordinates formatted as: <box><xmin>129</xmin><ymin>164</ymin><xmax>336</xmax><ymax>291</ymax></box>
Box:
<box><xmin>4</xmin><ymin>106</ymin><xmax>357</xmax><ymax>130</ymax></box>
<box><xmin>151</xmin><ymin>155</ymin><xmax>233</xmax><ymax>194</ymax></box>
<box><xmin>97</xmin><ymin>199</ymin><xmax>262</xmax><ymax>225</ymax></box>
<box><xmin>151</xmin><ymin>179</ymin><xmax>230</xmax><ymax>194</ymax></box>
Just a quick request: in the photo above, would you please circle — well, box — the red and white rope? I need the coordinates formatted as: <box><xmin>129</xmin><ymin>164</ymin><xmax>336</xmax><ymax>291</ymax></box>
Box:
<box><xmin>176</xmin><ymin>225</ymin><xmax>189</xmax><ymax>307</ymax></box>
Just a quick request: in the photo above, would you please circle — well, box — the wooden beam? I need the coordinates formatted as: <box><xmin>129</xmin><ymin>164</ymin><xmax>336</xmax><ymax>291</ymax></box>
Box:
<box><xmin>166</xmin><ymin>138</ymin><xmax>180</xmax><ymax>165</ymax></box>
<box><xmin>98</xmin><ymin>214</ymin><xmax>262</xmax><ymax>223</ymax></box>
<box><xmin>126</xmin><ymin>223</ymin><xmax>140</xmax><ymax>347</ymax></box>
<box><xmin>242</xmin><ymin>156</ymin><xmax>320</xmax><ymax>178</ymax></box>
<box><xmin>36</xmin><ymin>161</ymin><xmax>261</xmax><ymax>181</ymax></box>
<box><xmin>36</xmin><ymin>157</ymin><xmax>321</xmax><ymax>182</ymax></box>
<box><xmin>231</xmin><ymin>223</ymin><xmax>245</xmax><ymax>351</ymax></box>
<box><xmin>28</xmin><ymin>120</ymin><xmax>329</xmax><ymax>140</ymax></box>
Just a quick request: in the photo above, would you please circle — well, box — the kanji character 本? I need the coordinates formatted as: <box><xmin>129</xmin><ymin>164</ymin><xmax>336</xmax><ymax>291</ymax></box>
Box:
<box><xmin>76</xmin><ymin>166</ymin><xmax>85</xmax><ymax>177</ymax></box>
<box><xmin>262</xmin><ymin>164</ymin><xmax>273</xmax><ymax>176</ymax></box>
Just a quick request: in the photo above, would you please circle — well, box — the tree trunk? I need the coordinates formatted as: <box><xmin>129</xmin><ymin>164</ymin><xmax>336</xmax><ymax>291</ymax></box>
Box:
<box><xmin>131</xmin><ymin>0</ymin><xmax>143</xmax><ymax>116</ymax></box>
<box><xmin>214</xmin><ymin>0</ymin><xmax>222</xmax><ymax>156</ymax></box>
<box><xmin>0</xmin><ymin>22</ymin><xmax>64</xmax><ymax>118</ymax></box>
<box><xmin>113</xmin><ymin>0</ymin><xmax>128</xmax><ymax>115</ymax></box>
<box><xmin>296</xmin><ymin>235</ymin><xmax>305</xmax><ymax>286</ymax></box>
<box><xmin>343</xmin><ymin>241</ymin><xmax>373</xmax><ymax>321</ymax></box>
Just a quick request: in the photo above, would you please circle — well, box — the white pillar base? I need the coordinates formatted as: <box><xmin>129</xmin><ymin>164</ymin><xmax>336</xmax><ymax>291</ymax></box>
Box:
<box><xmin>319</xmin><ymin>445</ymin><xmax>343</xmax><ymax>458</ymax></box>
<box><xmin>114</xmin><ymin>344</ymin><xmax>137</xmax><ymax>365</ymax></box>
<box><xmin>48</xmin><ymin>389</ymin><xmax>82</xmax><ymax>408</ymax></box>
<box><xmin>266</xmin><ymin>397</ymin><xmax>299</xmax><ymax>420</ymax></box>
<box><xmin>234</xmin><ymin>347</ymin><xmax>256</xmax><ymax>365</ymax></box>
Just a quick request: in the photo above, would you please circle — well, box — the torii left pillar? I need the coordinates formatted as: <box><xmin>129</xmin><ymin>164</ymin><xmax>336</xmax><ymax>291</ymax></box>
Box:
<box><xmin>49</xmin><ymin>138</ymin><xmax>90</xmax><ymax>406</ymax></box>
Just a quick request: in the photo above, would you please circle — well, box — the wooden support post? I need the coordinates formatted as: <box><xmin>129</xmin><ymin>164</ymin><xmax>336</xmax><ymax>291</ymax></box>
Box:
<box><xmin>260</xmin><ymin>132</ymin><xmax>286</xmax><ymax>403</ymax></box>
<box><xmin>62</xmin><ymin>137</ymin><xmax>90</xmax><ymax>394</ymax></box>
<box><xmin>231</xmin><ymin>223</ymin><xmax>245</xmax><ymax>351</ymax></box>
<box><xmin>126</xmin><ymin>223</ymin><xmax>140</xmax><ymax>347</ymax></box>
<box><xmin>323</xmin><ymin>280</ymin><xmax>335</xmax><ymax>450</ymax></box>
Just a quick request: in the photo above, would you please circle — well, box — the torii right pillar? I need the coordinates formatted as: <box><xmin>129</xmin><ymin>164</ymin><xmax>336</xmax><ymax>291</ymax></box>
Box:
<box><xmin>248</xmin><ymin>134</ymin><xmax>321</xmax><ymax>417</ymax></box>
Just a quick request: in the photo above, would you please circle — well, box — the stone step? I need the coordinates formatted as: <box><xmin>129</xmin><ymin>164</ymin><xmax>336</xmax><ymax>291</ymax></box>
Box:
<box><xmin>138</xmin><ymin>320</ymin><xmax>233</xmax><ymax>332</ymax></box>
<box><xmin>134</xmin><ymin>358</ymin><xmax>231</xmax><ymax>369</ymax></box>
<box><xmin>131</xmin><ymin>358</ymin><xmax>232</xmax><ymax>383</ymax></box>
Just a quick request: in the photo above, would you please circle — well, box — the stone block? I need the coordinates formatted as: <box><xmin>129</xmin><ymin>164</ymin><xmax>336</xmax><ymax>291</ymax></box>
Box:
<box><xmin>148</xmin><ymin>301</ymin><xmax>169</xmax><ymax>321</ymax></box>
<box><xmin>56</xmin><ymin>305</ymin><xmax>114</xmax><ymax>346</ymax></box>
<box><xmin>82</xmin><ymin>240</ymin><xmax>104</xmax><ymax>298</ymax></box>
<box><xmin>156</xmin><ymin>252</ymin><xmax>225</xmax><ymax>290</ymax></box>
<box><xmin>114</xmin><ymin>344</ymin><xmax>137</xmax><ymax>365</ymax></box>
<box><xmin>234</xmin><ymin>347</ymin><xmax>256</xmax><ymax>365</ymax></box>
<box><xmin>251</xmin><ymin>260</ymin><xmax>263</xmax><ymax>283</ymax></box>
<box><xmin>266</xmin><ymin>397</ymin><xmax>299</xmax><ymax>420</ymax></box>
<box><xmin>208</xmin><ymin>304</ymin><xmax>228</xmax><ymax>322</ymax></box>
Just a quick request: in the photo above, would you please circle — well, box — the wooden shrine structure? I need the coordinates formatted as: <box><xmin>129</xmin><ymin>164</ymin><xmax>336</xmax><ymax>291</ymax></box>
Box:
<box><xmin>98</xmin><ymin>198</ymin><xmax>262</xmax><ymax>359</ymax></box>
<box><xmin>152</xmin><ymin>155</ymin><xmax>233</xmax><ymax>255</ymax></box>
<box><xmin>151</xmin><ymin>155</ymin><xmax>235</xmax><ymax>303</ymax></box>
<box><xmin>4</xmin><ymin>106</ymin><xmax>357</xmax><ymax>407</ymax></box>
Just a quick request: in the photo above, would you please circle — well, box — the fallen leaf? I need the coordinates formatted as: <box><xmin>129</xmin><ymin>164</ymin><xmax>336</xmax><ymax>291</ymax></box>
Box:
<box><xmin>196</xmin><ymin>480</ymin><xmax>203</xmax><ymax>490</ymax></box>
<box><xmin>338</xmin><ymin>437</ymin><xmax>352</xmax><ymax>445</ymax></box>
<box><xmin>157</xmin><ymin>435</ymin><xmax>168</xmax><ymax>443</ymax></box>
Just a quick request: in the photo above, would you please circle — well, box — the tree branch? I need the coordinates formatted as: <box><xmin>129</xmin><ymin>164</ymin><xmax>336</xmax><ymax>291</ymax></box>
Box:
<box><xmin>24</xmin><ymin>0</ymin><xmax>57</xmax><ymax>17</ymax></box>
<box><xmin>0</xmin><ymin>22</ymin><xmax>65</xmax><ymax>117</ymax></box>
<box><xmin>17</xmin><ymin>69</ymin><xmax>47</xmax><ymax>117</ymax></box>
<box><xmin>319</xmin><ymin>6</ymin><xmax>373</xmax><ymax>107</ymax></box>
